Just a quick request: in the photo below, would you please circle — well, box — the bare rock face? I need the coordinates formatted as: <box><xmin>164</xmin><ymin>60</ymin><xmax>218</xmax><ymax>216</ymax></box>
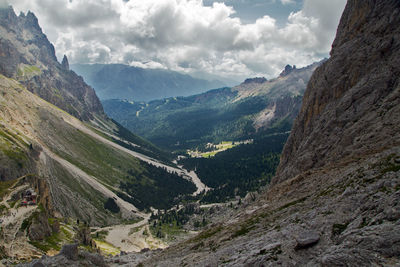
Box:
<box><xmin>279</xmin><ymin>64</ymin><xmax>296</xmax><ymax>77</ymax></box>
<box><xmin>59</xmin><ymin>244</ymin><xmax>79</xmax><ymax>261</ymax></box>
<box><xmin>61</xmin><ymin>55</ymin><xmax>69</xmax><ymax>71</ymax></box>
<box><xmin>274</xmin><ymin>0</ymin><xmax>400</xmax><ymax>184</ymax></box>
<box><xmin>295</xmin><ymin>230</ymin><xmax>320</xmax><ymax>250</ymax></box>
<box><xmin>28</xmin><ymin>212</ymin><xmax>52</xmax><ymax>241</ymax></box>
<box><xmin>0</xmin><ymin>6</ymin><xmax>104</xmax><ymax>121</ymax></box>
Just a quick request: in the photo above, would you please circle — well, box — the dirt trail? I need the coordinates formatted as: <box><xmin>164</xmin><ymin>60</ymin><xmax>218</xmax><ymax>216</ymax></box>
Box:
<box><xmin>63</xmin><ymin>116</ymin><xmax>209</xmax><ymax>195</ymax></box>
<box><xmin>39</xmin><ymin>147</ymin><xmax>146</xmax><ymax>219</ymax></box>
<box><xmin>92</xmin><ymin>213</ymin><xmax>166</xmax><ymax>253</ymax></box>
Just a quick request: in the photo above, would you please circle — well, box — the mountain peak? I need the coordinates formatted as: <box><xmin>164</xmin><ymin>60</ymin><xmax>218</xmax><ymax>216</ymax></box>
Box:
<box><xmin>279</xmin><ymin>64</ymin><xmax>296</xmax><ymax>77</ymax></box>
<box><xmin>0</xmin><ymin>6</ymin><xmax>104</xmax><ymax>120</ymax></box>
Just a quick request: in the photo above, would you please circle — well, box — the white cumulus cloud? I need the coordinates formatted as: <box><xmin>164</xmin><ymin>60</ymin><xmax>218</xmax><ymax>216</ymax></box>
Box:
<box><xmin>9</xmin><ymin>0</ymin><xmax>346</xmax><ymax>80</ymax></box>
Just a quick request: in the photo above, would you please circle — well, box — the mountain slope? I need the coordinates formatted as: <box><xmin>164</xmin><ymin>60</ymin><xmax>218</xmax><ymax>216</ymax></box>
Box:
<box><xmin>103</xmin><ymin>62</ymin><xmax>320</xmax><ymax>150</ymax></box>
<box><xmin>0</xmin><ymin>74</ymin><xmax>196</xmax><ymax>223</ymax></box>
<box><xmin>71</xmin><ymin>63</ymin><xmax>226</xmax><ymax>102</ymax></box>
<box><xmin>0</xmin><ymin>6</ymin><xmax>171</xmax><ymax>163</ymax></box>
<box><xmin>124</xmin><ymin>0</ymin><xmax>400</xmax><ymax>265</ymax></box>
<box><xmin>0</xmin><ymin>8</ymin><xmax>204</xmax><ymax>261</ymax></box>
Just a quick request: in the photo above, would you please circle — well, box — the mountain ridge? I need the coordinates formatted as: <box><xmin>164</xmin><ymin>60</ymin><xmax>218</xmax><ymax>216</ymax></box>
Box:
<box><xmin>71</xmin><ymin>63</ymin><xmax>227</xmax><ymax>102</ymax></box>
<box><xmin>103</xmin><ymin>61</ymin><xmax>321</xmax><ymax>150</ymax></box>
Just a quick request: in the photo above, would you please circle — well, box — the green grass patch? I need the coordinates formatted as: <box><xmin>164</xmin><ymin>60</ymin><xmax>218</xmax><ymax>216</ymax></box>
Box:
<box><xmin>93</xmin><ymin>239</ymin><xmax>120</xmax><ymax>256</ymax></box>
<box><xmin>201</xmin><ymin>151</ymin><xmax>218</xmax><ymax>158</ymax></box>
<box><xmin>60</xmin><ymin>226</ymin><xmax>74</xmax><ymax>241</ymax></box>
<box><xmin>91</xmin><ymin>230</ymin><xmax>109</xmax><ymax>241</ymax></box>
<box><xmin>29</xmin><ymin>232</ymin><xmax>62</xmax><ymax>253</ymax></box>
<box><xmin>191</xmin><ymin>225</ymin><xmax>223</xmax><ymax>243</ymax></box>
<box><xmin>150</xmin><ymin>221</ymin><xmax>186</xmax><ymax>242</ymax></box>
<box><xmin>51</xmin><ymin>160</ymin><xmax>107</xmax><ymax>215</ymax></box>
<box><xmin>17</xmin><ymin>64</ymin><xmax>42</xmax><ymax>79</ymax></box>
<box><xmin>49</xmin><ymin>125</ymin><xmax>143</xmax><ymax>187</ymax></box>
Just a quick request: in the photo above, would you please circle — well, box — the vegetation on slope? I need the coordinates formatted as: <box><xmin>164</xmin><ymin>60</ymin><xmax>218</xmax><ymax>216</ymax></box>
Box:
<box><xmin>103</xmin><ymin>88</ymin><xmax>272</xmax><ymax>150</ymax></box>
<box><xmin>180</xmin><ymin>133</ymin><xmax>288</xmax><ymax>203</ymax></box>
<box><xmin>119</xmin><ymin>162</ymin><xmax>196</xmax><ymax>211</ymax></box>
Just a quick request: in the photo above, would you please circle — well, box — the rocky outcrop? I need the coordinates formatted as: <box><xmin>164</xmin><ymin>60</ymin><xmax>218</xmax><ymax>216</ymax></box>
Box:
<box><xmin>294</xmin><ymin>230</ymin><xmax>320</xmax><ymax>250</ymax></box>
<box><xmin>242</xmin><ymin>77</ymin><xmax>267</xmax><ymax>84</ymax></box>
<box><xmin>61</xmin><ymin>55</ymin><xmax>69</xmax><ymax>71</ymax></box>
<box><xmin>15</xmin><ymin>244</ymin><xmax>108</xmax><ymax>267</ymax></box>
<box><xmin>28</xmin><ymin>212</ymin><xmax>52</xmax><ymax>241</ymax></box>
<box><xmin>0</xmin><ymin>6</ymin><xmax>104</xmax><ymax>121</ymax></box>
<box><xmin>274</xmin><ymin>0</ymin><xmax>400</xmax><ymax>184</ymax></box>
<box><xmin>279</xmin><ymin>64</ymin><xmax>296</xmax><ymax>77</ymax></box>
<box><xmin>59</xmin><ymin>244</ymin><xmax>79</xmax><ymax>261</ymax></box>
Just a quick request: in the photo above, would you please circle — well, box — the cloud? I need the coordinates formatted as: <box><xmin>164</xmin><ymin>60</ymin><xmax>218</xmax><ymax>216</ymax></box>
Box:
<box><xmin>0</xmin><ymin>0</ymin><xmax>8</xmax><ymax>8</ymax></box>
<box><xmin>281</xmin><ymin>0</ymin><xmax>295</xmax><ymax>5</ymax></box>
<box><xmin>9</xmin><ymin>0</ymin><xmax>346</xmax><ymax>80</ymax></box>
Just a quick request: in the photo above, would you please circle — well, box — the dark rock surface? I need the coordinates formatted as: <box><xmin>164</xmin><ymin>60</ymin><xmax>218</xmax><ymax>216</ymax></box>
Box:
<box><xmin>28</xmin><ymin>259</ymin><xmax>45</xmax><ymax>267</ymax></box>
<box><xmin>295</xmin><ymin>230</ymin><xmax>320</xmax><ymax>249</ymax></box>
<box><xmin>275</xmin><ymin>0</ymin><xmax>400</xmax><ymax>184</ymax></box>
<box><xmin>61</xmin><ymin>55</ymin><xmax>69</xmax><ymax>70</ymax></box>
<box><xmin>18</xmin><ymin>245</ymin><xmax>109</xmax><ymax>267</ymax></box>
<box><xmin>28</xmin><ymin>212</ymin><xmax>52</xmax><ymax>241</ymax></box>
<box><xmin>243</xmin><ymin>77</ymin><xmax>267</xmax><ymax>84</ymax></box>
<box><xmin>59</xmin><ymin>244</ymin><xmax>79</xmax><ymax>261</ymax></box>
<box><xmin>279</xmin><ymin>64</ymin><xmax>296</xmax><ymax>77</ymax></box>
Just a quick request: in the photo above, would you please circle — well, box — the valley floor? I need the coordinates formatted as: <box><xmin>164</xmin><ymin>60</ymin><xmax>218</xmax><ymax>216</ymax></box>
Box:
<box><xmin>117</xmin><ymin>147</ymin><xmax>400</xmax><ymax>266</ymax></box>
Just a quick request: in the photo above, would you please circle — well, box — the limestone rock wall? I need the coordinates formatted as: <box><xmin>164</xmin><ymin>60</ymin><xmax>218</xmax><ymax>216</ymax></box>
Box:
<box><xmin>274</xmin><ymin>0</ymin><xmax>400</xmax><ymax>184</ymax></box>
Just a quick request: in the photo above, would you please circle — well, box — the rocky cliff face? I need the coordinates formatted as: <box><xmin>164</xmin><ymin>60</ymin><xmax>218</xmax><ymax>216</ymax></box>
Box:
<box><xmin>0</xmin><ymin>6</ymin><xmax>104</xmax><ymax>121</ymax></box>
<box><xmin>275</xmin><ymin>0</ymin><xmax>400</xmax><ymax>184</ymax></box>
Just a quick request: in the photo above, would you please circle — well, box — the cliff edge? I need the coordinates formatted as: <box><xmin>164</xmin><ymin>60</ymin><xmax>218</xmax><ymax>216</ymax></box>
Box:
<box><xmin>275</xmin><ymin>0</ymin><xmax>400</xmax><ymax>184</ymax></box>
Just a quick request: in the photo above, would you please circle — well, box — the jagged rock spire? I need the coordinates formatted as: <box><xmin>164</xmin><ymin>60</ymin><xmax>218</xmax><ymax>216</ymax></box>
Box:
<box><xmin>61</xmin><ymin>54</ymin><xmax>69</xmax><ymax>70</ymax></box>
<box><xmin>280</xmin><ymin>64</ymin><xmax>296</xmax><ymax>77</ymax></box>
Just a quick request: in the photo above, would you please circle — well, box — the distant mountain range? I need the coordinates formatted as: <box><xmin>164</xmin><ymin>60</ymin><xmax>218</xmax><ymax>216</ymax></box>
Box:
<box><xmin>103</xmin><ymin>61</ymin><xmax>322</xmax><ymax>151</ymax></box>
<box><xmin>71</xmin><ymin>63</ymin><xmax>227</xmax><ymax>102</ymax></box>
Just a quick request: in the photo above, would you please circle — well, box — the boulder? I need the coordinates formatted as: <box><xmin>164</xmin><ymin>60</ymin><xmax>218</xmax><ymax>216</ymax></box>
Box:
<box><xmin>295</xmin><ymin>231</ymin><xmax>320</xmax><ymax>250</ymax></box>
<box><xmin>59</xmin><ymin>243</ymin><xmax>78</xmax><ymax>261</ymax></box>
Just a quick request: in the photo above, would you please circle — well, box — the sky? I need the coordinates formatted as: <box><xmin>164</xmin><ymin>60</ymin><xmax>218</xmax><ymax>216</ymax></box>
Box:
<box><xmin>8</xmin><ymin>0</ymin><xmax>346</xmax><ymax>81</ymax></box>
